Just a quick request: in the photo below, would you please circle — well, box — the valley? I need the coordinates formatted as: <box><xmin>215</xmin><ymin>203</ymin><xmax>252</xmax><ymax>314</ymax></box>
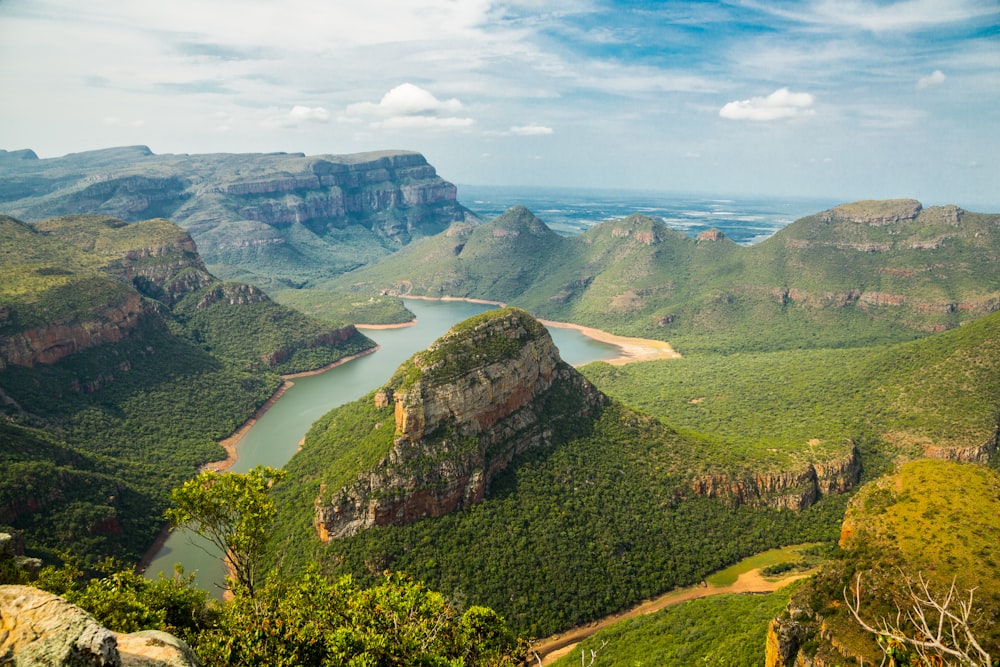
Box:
<box><xmin>1</xmin><ymin>150</ymin><xmax>998</xmax><ymax>666</ymax></box>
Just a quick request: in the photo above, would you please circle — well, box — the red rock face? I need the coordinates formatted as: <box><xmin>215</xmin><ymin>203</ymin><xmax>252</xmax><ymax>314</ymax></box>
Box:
<box><xmin>0</xmin><ymin>292</ymin><xmax>149</xmax><ymax>368</ymax></box>
<box><xmin>689</xmin><ymin>444</ymin><xmax>862</xmax><ymax>511</ymax></box>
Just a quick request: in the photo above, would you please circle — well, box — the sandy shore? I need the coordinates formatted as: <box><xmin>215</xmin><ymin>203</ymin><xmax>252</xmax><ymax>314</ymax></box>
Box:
<box><xmin>534</xmin><ymin>568</ymin><xmax>811</xmax><ymax>664</ymax></box>
<box><xmin>358</xmin><ymin>295</ymin><xmax>681</xmax><ymax>365</ymax></box>
<box><xmin>202</xmin><ymin>346</ymin><xmax>378</xmax><ymax>474</ymax></box>
<box><xmin>538</xmin><ymin>319</ymin><xmax>680</xmax><ymax>365</ymax></box>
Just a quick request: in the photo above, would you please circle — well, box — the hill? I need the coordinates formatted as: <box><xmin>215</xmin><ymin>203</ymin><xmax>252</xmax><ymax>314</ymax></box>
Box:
<box><xmin>769</xmin><ymin>459</ymin><xmax>1000</xmax><ymax>666</ymax></box>
<box><xmin>324</xmin><ymin>199</ymin><xmax>1000</xmax><ymax>353</ymax></box>
<box><xmin>267</xmin><ymin>308</ymin><xmax>857</xmax><ymax>637</ymax></box>
<box><xmin>0</xmin><ymin>147</ymin><xmax>476</xmax><ymax>289</ymax></box>
<box><xmin>0</xmin><ymin>213</ymin><xmax>374</xmax><ymax>563</ymax></box>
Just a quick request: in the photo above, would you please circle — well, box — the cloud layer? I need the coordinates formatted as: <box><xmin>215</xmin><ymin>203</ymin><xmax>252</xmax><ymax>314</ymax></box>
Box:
<box><xmin>0</xmin><ymin>0</ymin><xmax>996</xmax><ymax>205</ymax></box>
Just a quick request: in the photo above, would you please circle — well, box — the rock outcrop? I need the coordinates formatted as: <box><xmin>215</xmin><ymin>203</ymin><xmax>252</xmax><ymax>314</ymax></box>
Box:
<box><xmin>0</xmin><ymin>585</ymin><xmax>201</xmax><ymax>666</ymax></box>
<box><xmin>0</xmin><ymin>291</ymin><xmax>153</xmax><ymax>369</ymax></box>
<box><xmin>689</xmin><ymin>444</ymin><xmax>861</xmax><ymax>510</ymax></box>
<box><xmin>314</xmin><ymin>308</ymin><xmax>606</xmax><ymax>539</ymax></box>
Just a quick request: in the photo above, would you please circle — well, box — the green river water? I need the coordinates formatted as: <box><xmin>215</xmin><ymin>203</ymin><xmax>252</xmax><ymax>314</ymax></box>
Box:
<box><xmin>145</xmin><ymin>299</ymin><xmax>619</xmax><ymax>593</ymax></box>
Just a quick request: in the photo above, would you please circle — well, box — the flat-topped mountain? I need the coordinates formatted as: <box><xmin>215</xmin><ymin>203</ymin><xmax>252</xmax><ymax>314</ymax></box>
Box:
<box><xmin>309</xmin><ymin>307</ymin><xmax>605</xmax><ymax>539</ymax></box>
<box><xmin>0</xmin><ymin>147</ymin><xmax>476</xmax><ymax>287</ymax></box>
<box><xmin>329</xmin><ymin>199</ymin><xmax>1000</xmax><ymax>352</ymax></box>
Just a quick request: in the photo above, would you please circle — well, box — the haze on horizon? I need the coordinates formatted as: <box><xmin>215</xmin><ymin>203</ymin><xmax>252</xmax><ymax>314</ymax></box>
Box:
<box><xmin>1</xmin><ymin>0</ymin><xmax>997</xmax><ymax>209</ymax></box>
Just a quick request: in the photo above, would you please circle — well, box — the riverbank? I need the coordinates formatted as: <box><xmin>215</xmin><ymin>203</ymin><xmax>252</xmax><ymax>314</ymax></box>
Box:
<box><xmin>203</xmin><ymin>347</ymin><xmax>378</xmax><ymax>473</ymax></box>
<box><xmin>359</xmin><ymin>296</ymin><xmax>681</xmax><ymax>364</ymax></box>
<box><xmin>534</xmin><ymin>567</ymin><xmax>812</xmax><ymax>664</ymax></box>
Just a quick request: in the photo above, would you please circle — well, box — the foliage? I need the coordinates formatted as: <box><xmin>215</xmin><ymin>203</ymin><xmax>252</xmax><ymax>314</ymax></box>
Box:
<box><xmin>34</xmin><ymin>556</ymin><xmax>213</xmax><ymax>644</ymax></box>
<box><xmin>549</xmin><ymin>585</ymin><xmax>798</xmax><ymax>667</ymax></box>
<box><xmin>194</xmin><ymin>568</ymin><xmax>525</xmax><ymax>667</ymax></box>
<box><xmin>791</xmin><ymin>460</ymin><xmax>1000</xmax><ymax>664</ymax></box>
<box><xmin>582</xmin><ymin>309</ymin><xmax>1000</xmax><ymax>472</ymax></box>
<box><xmin>270</xmin><ymin>401</ymin><xmax>847</xmax><ymax>638</ymax></box>
<box><xmin>166</xmin><ymin>466</ymin><xmax>286</xmax><ymax>596</ymax></box>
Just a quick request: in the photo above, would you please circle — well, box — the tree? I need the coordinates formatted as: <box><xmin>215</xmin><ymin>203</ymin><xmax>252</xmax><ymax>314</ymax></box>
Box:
<box><xmin>845</xmin><ymin>570</ymin><xmax>993</xmax><ymax>667</ymax></box>
<box><xmin>166</xmin><ymin>465</ymin><xmax>285</xmax><ymax>597</ymax></box>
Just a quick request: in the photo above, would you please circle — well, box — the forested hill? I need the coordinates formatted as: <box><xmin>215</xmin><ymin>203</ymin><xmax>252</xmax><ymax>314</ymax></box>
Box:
<box><xmin>322</xmin><ymin>199</ymin><xmax>1000</xmax><ymax>353</ymax></box>
<box><xmin>0</xmin><ymin>213</ymin><xmax>373</xmax><ymax>563</ymax></box>
<box><xmin>0</xmin><ymin>146</ymin><xmax>477</xmax><ymax>288</ymax></box>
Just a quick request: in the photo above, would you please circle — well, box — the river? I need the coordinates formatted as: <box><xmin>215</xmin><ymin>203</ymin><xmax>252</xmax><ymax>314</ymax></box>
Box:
<box><xmin>145</xmin><ymin>299</ymin><xmax>619</xmax><ymax>592</ymax></box>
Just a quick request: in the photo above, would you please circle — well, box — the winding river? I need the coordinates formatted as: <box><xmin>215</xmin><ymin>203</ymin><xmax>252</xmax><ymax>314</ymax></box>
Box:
<box><xmin>145</xmin><ymin>299</ymin><xmax>620</xmax><ymax>592</ymax></box>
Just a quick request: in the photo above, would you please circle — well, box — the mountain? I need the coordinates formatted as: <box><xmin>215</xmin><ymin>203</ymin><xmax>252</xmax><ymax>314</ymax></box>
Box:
<box><xmin>326</xmin><ymin>199</ymin><xmax>1000</xmax><ymax>353</ymax></box>
<box><xmin>0</xmin><ymin>213</ymin><xmax>374</xmax><ymax>562</ymax></box>
<box><xmin>266</xmin><ymin>308</ymin><xmax>858</xmax><ymax>636</ymax></box>
<box><xmin>0</xmin><ymin>147</ymin><xmax>477</xmax><ymax>288</ymax></box>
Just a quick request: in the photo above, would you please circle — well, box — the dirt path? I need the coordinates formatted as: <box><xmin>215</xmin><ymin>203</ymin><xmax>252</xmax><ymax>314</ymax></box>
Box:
<box><xmin>533</xmin><ymin>568</ymin><xmax>812</xmax><ymax>664</ymax></box>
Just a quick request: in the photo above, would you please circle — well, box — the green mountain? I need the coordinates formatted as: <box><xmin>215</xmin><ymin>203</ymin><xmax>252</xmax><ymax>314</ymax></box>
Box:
<box><xmin>0</xmin><ymin>213</ymin><xmax>374</xmax><ymax>563</ymax></box>
<box><xmin>323</xmin><ymin>199</ymin><xmax>1000</xmax><ymax>353</ymax></box>
<box><xmin>0</xmin><ymin>147</ymin><xmax>477</xmax><ymax>289</ymax></box>
<box><xmin>265</xmin><ymin>300</ymin><xmax>999</xmax><ymax>639</ymax></box>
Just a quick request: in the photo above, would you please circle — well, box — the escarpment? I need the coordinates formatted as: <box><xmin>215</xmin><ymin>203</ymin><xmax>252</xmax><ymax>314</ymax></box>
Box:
<box><xmin>0</xmin><ymin>147</ymin><xmax>476</xmax><ymax>285</ymax></box>
<box><xmin>314</xmin><ymin>308</ymin><xmax>606</xmax><ymax>540</ymax></box>
<box><xmin>690</xmin><ymin>444</ymin><xmax>862</xmax><ymax>510</ymax></box>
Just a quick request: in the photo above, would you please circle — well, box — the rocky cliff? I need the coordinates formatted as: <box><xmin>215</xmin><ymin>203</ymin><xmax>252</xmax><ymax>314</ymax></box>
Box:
<box><xmin>0</xmin><ymin>147</ymin><xmax>476</xmax><ymax>286</ymax></box>
<box><xmin>689</xmin><ymin>444</ymin><xmax>862</xmax><ymax>510</ymax></box>
<box><xmin>314</xmin><ymin>307</ymin><xmax>606</xmax><ymax>539</ymax></box>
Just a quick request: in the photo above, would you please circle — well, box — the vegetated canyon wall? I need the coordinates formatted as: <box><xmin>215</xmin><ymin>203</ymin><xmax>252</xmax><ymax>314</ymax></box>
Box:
<box><xmin>689</xmin><ymin>444</ymin><xmax>863</xmax><ymax>511</ymax></box>
<box><xmin>314</xmin><ymin>308</ymin><xmax>606</xmax><ymax>540</ymax></box>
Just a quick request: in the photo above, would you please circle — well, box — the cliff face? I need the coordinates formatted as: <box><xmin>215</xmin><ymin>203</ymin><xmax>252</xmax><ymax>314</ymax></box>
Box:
<box><xmin>0</xmin><ymin>147</ymin><xmax>476</xmax><ymax>286</ymax></box>
<box><xmin>314</xmin><ymin>308</ymin><xmax>606</xmax><ymax>540</ymax></box>
<box><xmin>0</xmin><ymin>291</ymin><xmax>153</xmax><ymax>369</ymax></box>
<box><xmin>689</xmin><ymin>444</ymin><xmax>862</xmax><ymax>510</ymax></box>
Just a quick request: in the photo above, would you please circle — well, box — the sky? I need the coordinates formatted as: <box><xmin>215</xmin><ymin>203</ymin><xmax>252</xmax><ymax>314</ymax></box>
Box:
<box><xmin>1</xmin><ymin>0</ymin><xmax>998</xmax><ymax>208</ymax></box>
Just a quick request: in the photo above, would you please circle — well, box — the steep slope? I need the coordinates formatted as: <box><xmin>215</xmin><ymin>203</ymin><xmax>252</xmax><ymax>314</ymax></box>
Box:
<box><xmin>0</xmin><ymin>147</ymin><xmax>476</xmax><ymax>288</ymax></box>
<box><xmin>268</xmin><ymin>308</ymin><xmax>856</xmax><ymax>637</ymax></box>
<box><xmin>0</xmin><ymin>214</ymin><xmax>373</xmax><ymax>562</ymax></box>
<box><xmin>325</xmin><ymin>200</ymin><xmax>1000</xmax><ymax>353</ymax></box>
<box><xmin>312</xmin><ymin>307</ymin><xmax>605</xmax><ymax>539</ymax></box>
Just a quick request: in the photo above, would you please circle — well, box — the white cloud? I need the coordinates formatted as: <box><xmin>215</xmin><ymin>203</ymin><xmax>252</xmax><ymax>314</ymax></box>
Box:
<box><xmin>102</xmin><ymin>116</ymin><xmax>145</xmax><ymax>128</ymax></box>
<box><xmin>508</xmin><ymin>123</ymin><xmax>554</xmax><ymax>136</ymax></box>
<box><xmin>917</xmin><ymin>70</ymin><xmax>947</xmax><ymax>89</ymax></box>
<box><xmin>750</xmin><ymin>0</ymin><xmax>997</xmax><ymax>33</ymax></box>
<box><xmin>347</xmin><ymin>83</ymin><xmax>464</xmax><ymax>117</ymax></box>
<box><xmin>288</xmin><ymin>105</ymin><xmax>330</xmax><ymax>122</ymax></box>
<box><xmin>260</xmin><ymin>105</ymin><xmax>331</xmax><ymax>128</ymax></box>
<box><xmin>345</xmin><ymin>83</ymin><xmax>473</xmax><ymax>130</ymax></box>
<box><xmin>719</xmin><ymin>88</ymin><xmax>816</xmax><ymax>121</ymax></box>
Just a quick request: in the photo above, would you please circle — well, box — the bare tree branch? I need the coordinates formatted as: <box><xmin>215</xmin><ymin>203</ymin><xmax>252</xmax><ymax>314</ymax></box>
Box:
<box><xmin>844</xmin><ymin>570</ymin><xmax>992</xmax><ymax>667</ymax></box>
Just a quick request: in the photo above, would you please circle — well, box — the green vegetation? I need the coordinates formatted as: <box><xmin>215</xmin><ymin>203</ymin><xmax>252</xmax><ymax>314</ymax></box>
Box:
<box><xmin>167</xmin><ymin>466</ymin><xmax>286</xmax><ymax>596</ymax></box>
<box><xmin>582</xmin><ymin>309</ymin><xmax>1000</xmax><ymax>473</ymax></box>
<box><xmin>0</xmin><ymin>213</ymin><xmax>374</xmax><ymax>564</ymax></box>
<box><xmin>272</xmin><ymin>289</ymin><xmax>413</xmax><ymax>325</ymax></box>
<box><xmin>323</xmin><ymin>203</ymin><xmax>1000</xmax><ymax>354</ymax></box>
<box><xmin>270</xmin><ymin>400</ymin><xmax>847</xmax><ymax>638</ymax></box>
<box><xmin>789</xmin><ymin>460</ymin><xmax>1000</xmax><ymax>664</ymax></box>
<box><xmin>705</xmin><ymin>544</ymin><xmax>822</xmax><ymax>587</ymax></box>
<box><xmin>550</xmin><ymin>586</ymin><xmax>798</xmax><ymax>667</ymax></box>
<box><xmin>31</xmin><ymin>557</ymin><xmax>525</xmax><ymax>666</ymax></box>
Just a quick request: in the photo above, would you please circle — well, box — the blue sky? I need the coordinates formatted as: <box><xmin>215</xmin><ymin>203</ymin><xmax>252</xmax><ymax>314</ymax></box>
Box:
<box><xmin>1</xmin><ymin>0</ymin><xmax>998</xmax><ymax>207</ymax></box>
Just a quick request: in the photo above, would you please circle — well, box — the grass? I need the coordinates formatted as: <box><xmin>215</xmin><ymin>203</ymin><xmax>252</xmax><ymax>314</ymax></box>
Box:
<box><xmin>705</xmin><ymin>543</ymin><xmax>823</xmax><ymax>586</ymax></box>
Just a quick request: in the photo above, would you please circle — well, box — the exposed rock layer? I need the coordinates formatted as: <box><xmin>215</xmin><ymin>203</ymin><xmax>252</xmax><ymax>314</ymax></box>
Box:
<box><xmin>689</xmin><ymin>444</ymin><xmax>862</xmax><ymax>510</ymax></box>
